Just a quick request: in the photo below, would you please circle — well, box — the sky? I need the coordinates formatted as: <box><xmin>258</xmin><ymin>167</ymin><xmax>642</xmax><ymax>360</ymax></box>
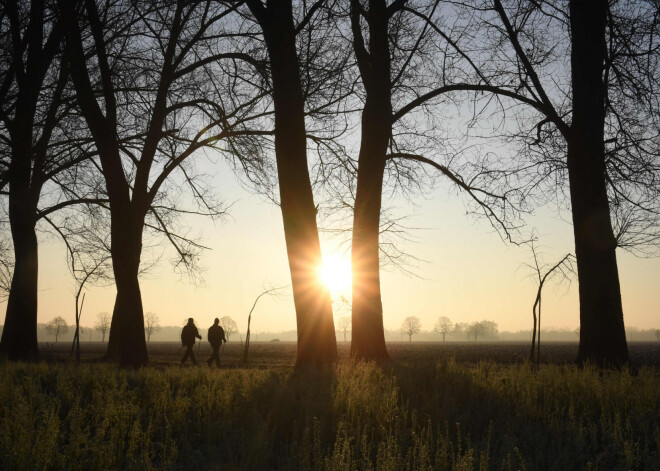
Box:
<box><xmin>3</xmin><ymin>154</ymin><xmax>658</xmax><ymax>337</ymax></box>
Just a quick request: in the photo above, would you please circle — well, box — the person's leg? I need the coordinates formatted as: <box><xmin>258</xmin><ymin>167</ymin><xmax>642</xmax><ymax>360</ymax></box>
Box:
<box><xmin>190</xmin><ymin>346</ymin><xmax>197</xmax><ymax>365</ymax></box>
<box><xmin>181</xmin><ymin>346</ymin><xmax>191</xmax><ymax>364</ymax></box>
<box><xmin>213</xmin><ymin>345</ymin><xmax>221</xmax><ymax>367</ymax></box>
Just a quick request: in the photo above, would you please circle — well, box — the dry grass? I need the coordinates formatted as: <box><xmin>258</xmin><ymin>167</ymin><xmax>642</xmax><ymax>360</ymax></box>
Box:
<box><xmin>0</xmin><ymin>346</ymin><xmax>658</xmax><ymax>470</ymax></box>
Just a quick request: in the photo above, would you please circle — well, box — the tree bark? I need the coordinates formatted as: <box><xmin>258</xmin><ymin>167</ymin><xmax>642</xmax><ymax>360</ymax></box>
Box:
<box><xmin>0</xmin><ymin>188</ymin><xmax>39</xmax><ymax>360</ymax></box>
<box><xmin>104</xmin><ymin>211</ymin><xmax>148</xmax><ymax>367</ymax></box>
<box><xmin>350</xmin><ymin>124</ymin><xmax>389</xmax><ymax>361</ymax></box>
<box><xmin>349</xmin><ymin>0</ymin><xmax>391</xmax><ymax>362</ymax></box>
<box><xmin>569</xmin><ymin>0</ymin><xmax>628</xmax><ymax>366</ymax></box>
<box><xmin>249</xmin><ymin>0</ymin><xmax>337</xmax><ymax>368</ymax></box>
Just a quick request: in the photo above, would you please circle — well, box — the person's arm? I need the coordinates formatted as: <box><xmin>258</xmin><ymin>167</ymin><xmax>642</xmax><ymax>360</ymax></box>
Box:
<box><xmin>195</xmin><ymin>327</ymin><xmax>202</xmax><ymax>340</ymax></box>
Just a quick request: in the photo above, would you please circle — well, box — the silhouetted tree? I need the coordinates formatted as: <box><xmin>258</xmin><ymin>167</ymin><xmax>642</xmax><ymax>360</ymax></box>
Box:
<box><xmin>243</xmin><ymin>285</ymin><xmax>286</xmax><ymax>364</ymax></box>
<box><xmin>453</xmin><ymin>322</ymin><xmax>470</xmax><ymax>341</ymax></box>
<box><xmin>0</xmin><ymin>0</ymin><xmax>102</xmax><ymax>360</ymax></box>
<box><xmin>144</xmin><ymin>312</ymin><xmax>160</xmax><ymax>342</ymax></box>
<box><xmin>524</xmin><ymin>240</ymin><xmax>574</xmax><ymax>366</ymax></box>
<box><xmin>435</xmin><ymin>0</ymin><xmax>660</xmax><ymax>365</ymax></box>
<box><xmin>0</xmin><ymin>237</ymin><xmax>12</xmax><ymax>301</ymax></box>
<box><xmin>401</xmin><ymin>316</ymin><xmax>421</xmax><ymax>341</ymax></box>
<box><xmin>95</xmin><ymin>312</ymin><xmax>110</xmax><ymax>342</ymax></box>
<box><xmin>337</xmin><ymin>316</ymin><xmax>351</xmax><ymax>342</ymax></box>
<box><xmin>346</xmin><ymin>0</ymin><xmax>526</xmax><ymax>362</ymax></box>
<box><xmin>61</xmin><ymin>0</ymin><xmax>263</xmax><ymax>366</ymax></box>
<box><xmin>46</xmin><ymin>316</ymin><xmax>68</xmax><ymax>342</ymax></box>
<box><xmin>467</xmin><ymin>322</ymin><xmax>484</xmax><ymax>342</ymax></box>
<box><xmin>243</xmin><ymin>0</ymin><xmax>340</xmax><ymax>368</ymax></box>
<box><xmin>434</xmin><ymin>316</ymin><xmax>452</xmax><ymax>342</ymax></box>
<box><xmin>219</xmin><ymin>316</ymin><xmax>238</xmax><ymax>341</ymax></box>
<box><xmin>479</xmin><ymin>320</ymin><xmax>499</xmax><ymax>339</ymax></box>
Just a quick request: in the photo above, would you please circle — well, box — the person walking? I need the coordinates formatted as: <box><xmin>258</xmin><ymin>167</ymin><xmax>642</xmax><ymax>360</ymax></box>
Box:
<box><xmin>181</xmin><ymin>318</ymin><xmax>202</xmax><ymax>365</ymax></box>
<box><xmin>207</xmin><ymin>318</ymin><xmax>227</xmax><ymax>367</ymax></box>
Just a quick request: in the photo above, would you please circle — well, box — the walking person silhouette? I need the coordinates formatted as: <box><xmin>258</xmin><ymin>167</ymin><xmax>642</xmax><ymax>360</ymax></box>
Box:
<box><xmin>207</xmin><ymin>318</ymin><xmax>227</xmax><ymax>367</ymax></box>
<box><xmin>181</xmin><ymin>318</ymin><xmax>202</xmax><ymax>365</ymax></box>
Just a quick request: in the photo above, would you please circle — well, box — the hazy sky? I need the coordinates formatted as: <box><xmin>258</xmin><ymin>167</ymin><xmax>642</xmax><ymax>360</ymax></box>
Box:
<box><xmin>3</xmin><ymin>151</ymin><xmax>658</xmax><ymax>336</ymax></box>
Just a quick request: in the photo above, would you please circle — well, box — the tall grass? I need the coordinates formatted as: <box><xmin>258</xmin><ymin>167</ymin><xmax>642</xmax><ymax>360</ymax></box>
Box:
<box><xmin>0</xmin><ymin>360</ymin><xmax>657</xmax><ymax>470</ymax></box>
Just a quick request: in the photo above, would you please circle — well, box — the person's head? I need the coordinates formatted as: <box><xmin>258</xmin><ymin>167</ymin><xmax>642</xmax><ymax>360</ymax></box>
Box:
<box><xmin>188</xmin><ymin>317</ymin><xmax>194</xmax><ymax>324</ymax></box>
<box><xmin>214</xmin><ymin>318</ymin><xmax>219</xmax><ymax>325</ymax></box>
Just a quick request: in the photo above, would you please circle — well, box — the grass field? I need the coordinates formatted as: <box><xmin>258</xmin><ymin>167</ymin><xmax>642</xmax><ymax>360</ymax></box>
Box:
<box><xmin>39</xmin><ymin>340</ymin><xmax>660</xmax><ymax>368</ymax></box>
<box><xmin>1</xmin><ymin>342</ymin><xmax>658</xmax><ymax>470</ymax></box>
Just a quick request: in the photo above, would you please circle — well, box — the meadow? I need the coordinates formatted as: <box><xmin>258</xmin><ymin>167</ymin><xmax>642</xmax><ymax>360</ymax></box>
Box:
<box><xmin>0</xmin><ymin>342</ymin><xmax>658</xmax><ymax>470</ymax></box>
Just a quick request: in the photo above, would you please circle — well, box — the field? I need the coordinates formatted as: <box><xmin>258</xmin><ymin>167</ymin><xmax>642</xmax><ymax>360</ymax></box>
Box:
<box><xmin>0</xmin><ymin>342</ymin><xmax>658</xmax><ymax>470</ymax></box>
<box><xmin>41</xmin><ymin>340</ymin><xmax>660</xmax><ymax>368</ymax></box>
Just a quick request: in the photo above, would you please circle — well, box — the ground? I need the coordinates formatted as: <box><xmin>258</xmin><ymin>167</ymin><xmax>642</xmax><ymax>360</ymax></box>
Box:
<box><xmin>45</xmin><ymin>340</ymin><xmax>660</xmax><ymax>368</ymax></box>
<box><xmin>1</xmin><ymin>342</ymin><xmax>658</xmax><ymax>470</ymax></box>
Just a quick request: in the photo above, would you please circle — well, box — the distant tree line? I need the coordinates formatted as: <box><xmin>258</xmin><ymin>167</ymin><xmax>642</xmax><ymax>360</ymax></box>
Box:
<box><xmin>1</xmin><ymin>0</ymin><xmax>658</xmax><ymax>368</ymax></box>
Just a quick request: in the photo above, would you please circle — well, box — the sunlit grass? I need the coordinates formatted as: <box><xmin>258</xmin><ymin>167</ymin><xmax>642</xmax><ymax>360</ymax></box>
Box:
<box><xmin>0</xmin><ymin>360</ymin><xmax>657</xmax><ymax>470</ymax></box>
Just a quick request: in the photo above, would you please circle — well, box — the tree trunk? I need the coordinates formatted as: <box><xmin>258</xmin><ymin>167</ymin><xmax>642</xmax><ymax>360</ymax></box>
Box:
<box><xmin>350</xmin><ymin>133</ymin><xmax>388</xmax><ymax>361</ymax></box>
<box><xmin>257</xmin><ymin>2</ymin><xmax>337</xmax><ymax>368</ymax></box>
<box><xmin>349</xmin><ymin>0</ymin><xmax>391</xmax><ymax>362</ymax></box>
<box><xmin>105</xmin><ymin>212</ymin><xmax>148</xmax><ymax>367</ymax></box>
<box><xmin>0</xmin><ymin>165</ymin><xmax>39</xmax><ymax>361</ymax></box>
<box><xmin>569</xmin><ymin>0</ymin><xmax>628</xmax><ymax>367</ymax></box>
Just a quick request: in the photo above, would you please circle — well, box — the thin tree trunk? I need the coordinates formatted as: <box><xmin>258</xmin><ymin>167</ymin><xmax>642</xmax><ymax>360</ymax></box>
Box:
<box><xmin>569</xmin><ymin>0</ymin><xmax>628</xmax><ymax>367</ymax></box>
<box><xmin>537</xmin><ymin>293</ymin><xmax>541</xmax><ymax>366</ymax></box>
<box><xmin>249</xmin><ymin>0</ymin><xmax>337</xmax><ymax>368</ymax></box>
<box><xmin>531</xmin><ymin>291</ymin><xmax>539</xmax><ymax>363</ymax></box>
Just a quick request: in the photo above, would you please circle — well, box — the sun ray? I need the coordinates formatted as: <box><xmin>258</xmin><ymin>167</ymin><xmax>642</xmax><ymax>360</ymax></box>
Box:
<box><xmin>319</xmin><ymin>254</ymin><xmax>352</xmax><ymax>293</ymax></box>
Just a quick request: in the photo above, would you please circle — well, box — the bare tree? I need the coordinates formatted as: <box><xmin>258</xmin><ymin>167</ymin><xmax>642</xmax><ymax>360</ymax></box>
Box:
<box><xmin>345</xmin><ymin>0</ymin><xmax>527</xmax><ymax>362</ymax></box>
<box><xmin>524</xmin><ymin>240</ymin><xmax>575</xmax><ymax>366</ymax></box>
<box><xmin>337</xmin><ymin>316</ymin><xmax>351</xmax><ymax>342</ymax></box>
<box><xmin>480</xmin><ymin>321</ymin><xmax>499</xmax><ymax>339</ymax></box>
<box><xmin>243</xmin><ymin>285</ymin><xmax>287</xmax><ymax>364</ymax></box>
<box><xmin>453</xmin><ymin>322</ymin><xmax>470</xmax><ymax>341</ymax></box>
<box><xmin>219</xmin><ymin>316</ymin><xmax>238</xmax><ymax>341</ymax></box>
<box><xmin>144</xmin><ymin>312</ymin><xmax>160</xmax><ymax>342</ymax></box>
<box><xmin>467</xmin><ymin>322</ymin><xmax>484</xmax><ymax>342</ymax></box>
<box><xmin>243</xmin><ymin>0</ymin><xmax>348</xmax><ymax>368</ymax></box>
<box><xmin>401</xmin><ymin>316</ymin><xmax>421</xmax><ymax>341</ymax></box>
<box><xmin>46</xmin><ymin>316</ymin><xmax>68</xmax><ymax>342</ymax></box>
<box><xmin>0</xmin><ymin>0</ymin><xmax>104</xmax><ymax>361</ymax></box>
<box><xmin>95</xmin><ymin>312</ymin><xmax>110</xmax><ymax>342</ymax></box>
<box><xmin>61</xmin><ymin>0</ymin><xmax>268</xmax><ymax>366</ymax></box>
<box><xmin>0</xmin><ymin>236</ymin><xmax>13</xmax><ymax>301</ymax></box>
<box><xmin>434</xmin><ymin>316</ymin><xmax>452</xmax><ymax>342</ymax></box>
<box><xmin>431</xmin><ymin>0</ymin><xmax>660</xmax><ymax>365</ymax></box>
<box><xmin>46</xmin><ymin>215</ymin><xmax>112</xmax><ymax>362</ymax></box>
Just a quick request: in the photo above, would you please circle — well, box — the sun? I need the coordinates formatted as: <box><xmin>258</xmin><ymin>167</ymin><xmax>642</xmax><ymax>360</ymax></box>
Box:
<box><xmin>319</xmin><ymin>254</ymin><xmax>352</xmax><ymax>293</ymax></box>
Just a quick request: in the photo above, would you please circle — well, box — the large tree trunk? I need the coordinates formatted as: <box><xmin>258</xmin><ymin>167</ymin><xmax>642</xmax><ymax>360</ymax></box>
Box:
<box><xmin>105</xmin><ymin>211</ymin><xmax>148</xmax><ymax>367</ymax></box>
<box><xmin>257</xmin><ymin>2</ymin><xmax>337</xmax><ymax>368</ymax></box>
<box><xmin>569</xmin><ymin>0</ymin><xmax>628</xmax><ymax>367</ymax></box>
<box><xmin>350</xmin><ymin>111</ymin><xmax>389</xmax><ymax>361</ymax></box>
<box><xmin>0</xmin><ymin>194</ymin><xmax>39</xmax><ymax>360</ymax></box>
<box><xmin>349</xmin><ymin>0</ymin><xmax>391</xmax><ymax>362</ymax></box>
